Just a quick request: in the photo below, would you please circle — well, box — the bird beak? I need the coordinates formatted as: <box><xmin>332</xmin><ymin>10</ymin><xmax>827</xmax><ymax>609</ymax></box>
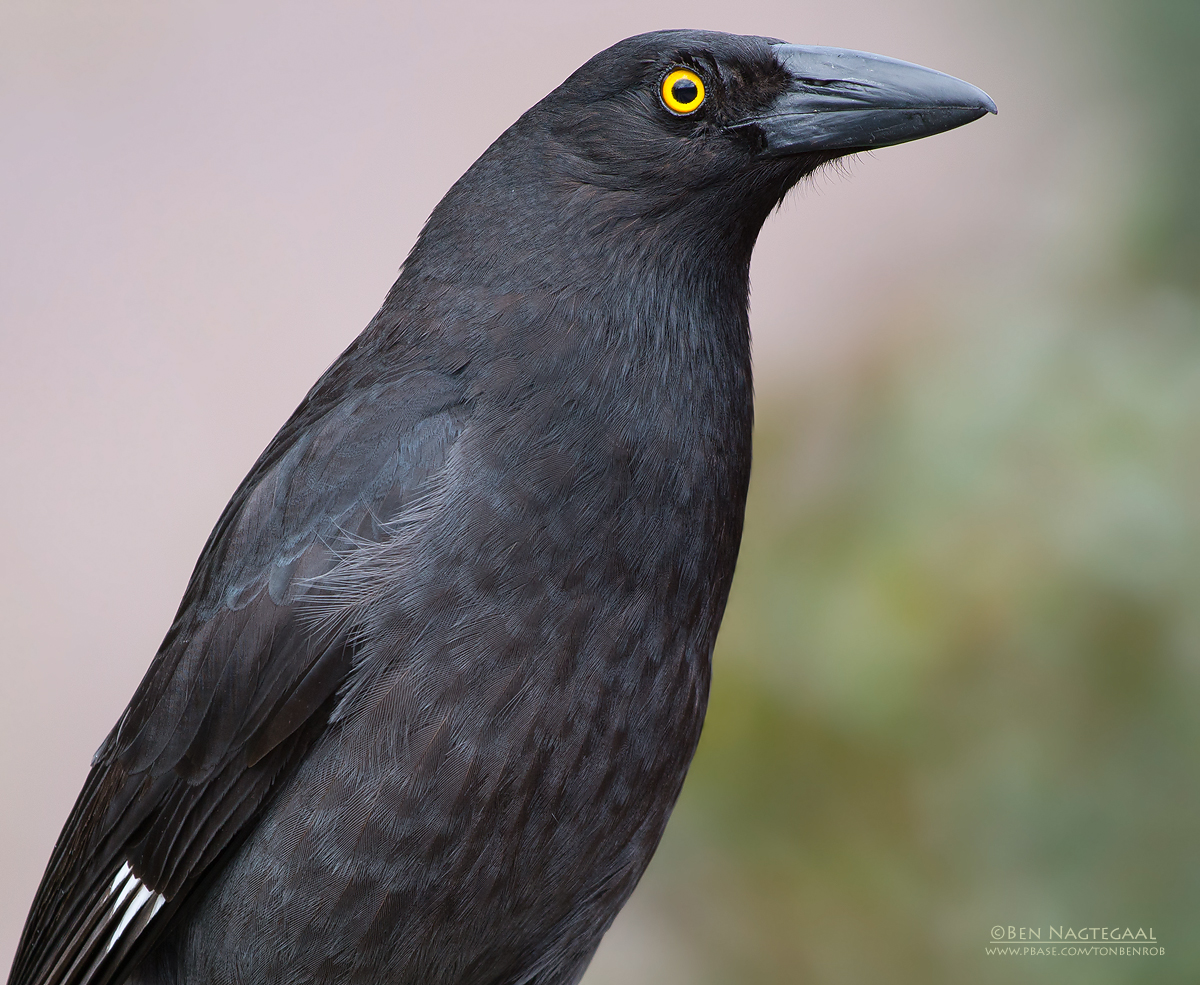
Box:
<box><xmin>733</xmin><ymin>44</ymin><xmax>996</xmax><ymax>156</ymax></box>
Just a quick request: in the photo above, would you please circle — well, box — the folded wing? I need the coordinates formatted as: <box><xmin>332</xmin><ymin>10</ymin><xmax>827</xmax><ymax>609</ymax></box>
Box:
<box><xmin>8</xmin><ymin>365</ymin><xmax>471</xmax><ymax>985</ymax></box>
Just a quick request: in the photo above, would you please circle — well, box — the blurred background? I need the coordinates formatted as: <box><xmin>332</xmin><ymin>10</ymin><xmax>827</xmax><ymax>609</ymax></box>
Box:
<box><xmin>1</xmin><ymin>0</ymin><xmax>1196</xmax><ymax>982</ymax></box>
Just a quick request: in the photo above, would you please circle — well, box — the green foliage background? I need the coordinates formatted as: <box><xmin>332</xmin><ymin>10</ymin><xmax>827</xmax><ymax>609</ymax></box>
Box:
<box><xmin>624</xmin><ymin>2</ymin><xmax>1200</xmax><ymax>981</ymax></box>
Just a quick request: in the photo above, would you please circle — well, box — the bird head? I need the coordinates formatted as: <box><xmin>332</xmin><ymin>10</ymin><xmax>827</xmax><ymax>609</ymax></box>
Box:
<box><xmin>399</xmin><ymin>30</ymin><xmax>994</xmax><ymax>327</ymax></box>
<box><xmin>535</xmin><ymin>30</ymin><xmax>995</xmax><ymax>238</ymax></box>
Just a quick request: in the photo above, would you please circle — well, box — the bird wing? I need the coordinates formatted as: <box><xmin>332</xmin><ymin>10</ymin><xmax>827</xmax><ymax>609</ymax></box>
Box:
<box><xmin>8</xmin><ymin>365</ymin><xmax>471</xmax><ymax>985</ymax></box>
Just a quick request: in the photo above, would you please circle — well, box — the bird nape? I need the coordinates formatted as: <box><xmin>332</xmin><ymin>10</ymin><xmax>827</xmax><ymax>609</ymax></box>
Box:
<box><xmin>7</xmin><ymin>29</ymin><xmax>993</xmax><ymax>985</ymax></box>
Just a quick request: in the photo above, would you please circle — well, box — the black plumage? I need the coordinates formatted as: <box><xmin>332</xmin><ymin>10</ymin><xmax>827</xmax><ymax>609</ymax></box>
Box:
<box><xmin>8</xmin><ymin>30</ymin><xmax>993</xmax><ymax>985</ymax></box>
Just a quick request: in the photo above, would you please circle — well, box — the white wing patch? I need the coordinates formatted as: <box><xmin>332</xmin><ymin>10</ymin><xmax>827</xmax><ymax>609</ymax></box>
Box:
<box><xmin>104</xmin><ymin>863</ymin><xmax>166</xmax><ymax>956</ymax></box>
<box><xmin>19</xmin><ymin>860</ymin><xmax>171</xmax><ymax>984</ymax></box>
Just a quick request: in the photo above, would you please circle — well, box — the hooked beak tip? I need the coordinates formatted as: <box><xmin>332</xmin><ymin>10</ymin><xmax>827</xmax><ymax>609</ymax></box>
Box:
<box><xmin>750</xmin><ymin>44</ymin><xmax>997</xmax><ymax>156</ymax></box>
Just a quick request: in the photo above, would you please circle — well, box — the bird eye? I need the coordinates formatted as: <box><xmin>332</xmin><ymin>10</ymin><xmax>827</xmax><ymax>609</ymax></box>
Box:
<box><xmin>661</xmin><ymin>68</ymin><xmax>705</xmax><ymax>115</ymax></box>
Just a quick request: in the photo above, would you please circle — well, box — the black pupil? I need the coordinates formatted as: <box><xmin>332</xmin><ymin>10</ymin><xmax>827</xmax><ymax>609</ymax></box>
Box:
<box><xmin>672</xmin><ymin>78</ymin><xmax>699</xmax><ymax>105</ymax></box>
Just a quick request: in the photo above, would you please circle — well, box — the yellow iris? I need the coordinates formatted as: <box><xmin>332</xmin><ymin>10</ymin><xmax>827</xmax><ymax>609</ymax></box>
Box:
<box><xmin>661</xmin><ymin>69</ymin><xmax>705</xmax><ymax>115</ymax></box>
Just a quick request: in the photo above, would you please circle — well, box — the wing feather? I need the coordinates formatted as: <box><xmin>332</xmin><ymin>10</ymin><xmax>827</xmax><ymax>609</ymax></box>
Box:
<box><xmin>7</xmin><ymin>367</ymin><xmax>471</xmax><ymax>985</ymax></box>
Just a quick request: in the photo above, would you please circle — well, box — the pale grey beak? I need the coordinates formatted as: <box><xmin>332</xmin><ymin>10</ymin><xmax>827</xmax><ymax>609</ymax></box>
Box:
<box><xmin>731</xmin><ymin>44</ymin><xmax>996</xmax><ymax>155</ymax></box>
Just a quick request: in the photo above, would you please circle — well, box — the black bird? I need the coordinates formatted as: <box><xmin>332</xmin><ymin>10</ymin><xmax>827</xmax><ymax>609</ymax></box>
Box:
<box><xmin>8</xmin><ymin>30</ymin><xmax>993</xmax><ymax>985</ymax></box>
